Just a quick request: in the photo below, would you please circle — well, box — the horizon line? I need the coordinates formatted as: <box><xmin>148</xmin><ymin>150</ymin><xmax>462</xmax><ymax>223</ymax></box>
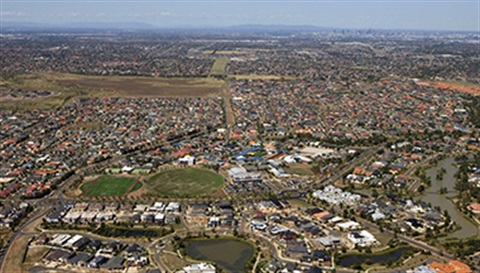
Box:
<box><xmin>1</xmin><ymin>21</ymin><xmax>479</xmax><ymax>33</ymax></box>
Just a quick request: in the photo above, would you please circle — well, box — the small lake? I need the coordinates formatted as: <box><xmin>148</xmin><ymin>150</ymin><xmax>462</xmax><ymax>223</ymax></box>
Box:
<box><xmin>421</xmin><ymin>157</ymin><xmax>478</xmax><ymax>239</ymax></box>
<box><xmin>185</xmin><ymin>239</ymin><xmax>254</xmax><ymax>272</ymax></box>
<box><xmin>338</xmin><ymin>247</ymin><xmax>411</xmax><ymax>267</ymax></box>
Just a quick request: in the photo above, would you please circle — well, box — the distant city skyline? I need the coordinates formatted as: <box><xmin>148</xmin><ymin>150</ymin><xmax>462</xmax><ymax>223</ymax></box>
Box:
<box><xmin>1</xmin><ymin>0</ymin><xmax>479</xmax><ymax>31</ymax></box>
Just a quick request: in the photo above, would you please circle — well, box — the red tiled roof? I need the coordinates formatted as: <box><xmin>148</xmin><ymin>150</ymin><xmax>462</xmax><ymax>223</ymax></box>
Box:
<box><xmin>449</xmin><ymin>260</ymin><xmax>471</xmax><ymax>271</ymax></box>
<box><xmin>172</xmin><ymin>149</ymin><xmax>191</xmax><ymax>157</ymax></box>
<box><xmin>468</xmin><ymin>203</ymin><xmax>480</xmax><ymax>212</ymax></box>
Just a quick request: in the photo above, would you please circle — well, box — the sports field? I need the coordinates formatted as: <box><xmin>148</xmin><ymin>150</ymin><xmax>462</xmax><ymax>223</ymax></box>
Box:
<box><xmin>81</xmin><ymin>176</ymin><xmax>138</xmax><ymax>196</ymax></box>
<box><xmin>147</xmin><ymin>168</ymin><xmax>224</xmax><ymax>197</ymax></box>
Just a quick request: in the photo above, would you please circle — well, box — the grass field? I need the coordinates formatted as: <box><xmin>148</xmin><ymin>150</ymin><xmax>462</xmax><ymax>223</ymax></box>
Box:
<box><xmin>81</xmin><ymin>176</ymin><xmax>138</xmax><ymax>196</ymax></box>
<box><xmin>163</xmin><ymin>252</ymin><xmax>191</xmax><ymax>271</ymax></box>
<box><xmin>0</xmin><ymin>73</ymin><xmax>111</xmax><ymax>110</ymax></box>
<box><xmin>0</xmin><ymin>73</ymin><xmax>225</xmax><ymax>110</ymax></box>
<box><xmin>147</xmin><ymin>168</ymin><xmax>224</xmax><ymax>198</ymax></box>
<box><xmin>284</xmin><ymin>163</ymin><xmax>315</xmax><ymax>176</ymax></box>
<box><xmin>209</xmin><ymin>58</ymin><xmax>229</xmax><ymax>77</ymax></box>
<box><xmin>131</xmin><ymin>181</ymin><xmax>143</xmax><ymax>192</ymax></box>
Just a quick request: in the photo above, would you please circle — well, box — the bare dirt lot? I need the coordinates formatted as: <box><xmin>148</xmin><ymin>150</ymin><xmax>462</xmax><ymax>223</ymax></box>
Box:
<box><xmin>417</xmin><ymin>81</ymin><xmax>480</xmax><ymax>96</ymax></box>
<box><xmin>2</xmin><ymin>234</ymin><xmax>31</xmax><ymax>273</ymax></box>
<box><xmin>24</xmin><ymin>246</ymin><xmax>49</xmax><ymax>265</ymax></box>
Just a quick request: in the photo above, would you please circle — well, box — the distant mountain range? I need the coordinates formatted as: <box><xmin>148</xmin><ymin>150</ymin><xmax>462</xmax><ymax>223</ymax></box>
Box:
<box><xmin>1</xmin><ymin>21</ymin><xmax>474</xmax><ymax>33</ymax></box>
<box><xmin>1</xmin><ymin>21</ymin><xmax>338</xmax><ymax>31</ymax></box>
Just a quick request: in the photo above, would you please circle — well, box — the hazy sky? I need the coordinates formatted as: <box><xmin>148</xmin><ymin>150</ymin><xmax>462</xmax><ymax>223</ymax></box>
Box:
<box><xmin>1</xmin><ymin>0</ymin><xmax>479</xmax><ymax>31</ymax></box>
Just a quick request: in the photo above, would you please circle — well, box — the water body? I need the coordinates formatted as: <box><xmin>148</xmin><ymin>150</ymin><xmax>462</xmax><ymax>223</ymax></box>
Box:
<box><xmin>421</xmin><ymin>157</ymin><xmax>478</xmax><ymax>239</ymax></box>
<box><xmin>185</xmin><ymin>239</ymin><xmax>254</xmax><ymax>272</ymax></box>
<box><xmin>338</xmin><ymin>247</ymin><xmax>412</xmax><ymax>267</ymax></box>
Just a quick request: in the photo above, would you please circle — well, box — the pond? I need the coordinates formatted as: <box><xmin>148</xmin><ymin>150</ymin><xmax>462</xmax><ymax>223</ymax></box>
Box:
<box><xmin>185</xmin><ymin>239</ymin><xmax>254</xmax><ymax>272</ymax></box>
<box><xmin>420</xmin><ymin>157</ymin><xmax>478</xmax><ymax>239</ymax></box>
<box><xmin>338</xmin><ymin>247</ymin><xmax>412</xmax><ymax>267</ymax></box>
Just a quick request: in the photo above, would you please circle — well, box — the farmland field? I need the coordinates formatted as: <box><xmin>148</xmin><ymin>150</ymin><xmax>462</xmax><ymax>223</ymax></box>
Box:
<box><xmin>146</xmin><ymin>168</ymin><xmax>224</xmax><ymax>198</ymax></box>
<box><xmin>81</xmin><ymin>176</ymin><xmax>138</xmax><ymax>196</ymax></box>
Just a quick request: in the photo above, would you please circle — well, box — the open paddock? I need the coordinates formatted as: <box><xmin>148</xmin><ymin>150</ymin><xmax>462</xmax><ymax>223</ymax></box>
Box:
<box><xmin>58</xmin><ymin>74</ymin><xmax>224</xmax><ymax>97</ymax></box>
<box><xmin>0</xmin><ymin>73</ymin><xmax>225</xmax><ymax>110</ymax></box>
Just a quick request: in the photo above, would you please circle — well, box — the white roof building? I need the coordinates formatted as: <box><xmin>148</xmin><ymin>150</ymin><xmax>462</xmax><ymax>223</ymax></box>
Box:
<box><xmin>63</xmin><ymin>211</ymin><xmax>82</xmax><ymax>223</ymax></box>
<box><xmin>122</xmin><ymin>166</ymin><xmax>134</xmax><ymax>173</ymax></box>
<box><xmin>228</xmin><ymin>167</ymin><xmax>262</xmax><ymax>182</ymax></box>
<box><xmin>313</xmin><ymin>186</ymin><xmax>361</xmax><ymax>206</ymax></box>
<box><xmin>347</xmin><ymin>230</ymin><xmax>379</xmax><ymax>247</ymax></box>
<box><xmin>329</xmin><ymin>216</ymin><xmax>344</xmax><ymax>224</ymax></box>
<box><xmin>155</xmin><ymin>213</ymin><xmax>165</xmax><ymax>222</ymax></box>
<box><xmin>179</xmin><ymin>155</ymin><xmax>195</xmax><ymax>165</ymax></box>
<box><xmin>50</xmin><ymin>234</ymin><xmax>71</xmax><ymax>246</ymax></box>
<box><xmin>371</xmin><ymin>209</ymin><xmax>386</xmax><ymax>221</ymax></box>
<box><xmin>149</xmin><ymin>202</ymin><xmax>165</xmax><ymax>212</ymax></box>
<box><xmin>315</xmin><ymin>235</ymin><xmax>342</xmax><ymax>248</ymax></box>
<box><xmin>336</xmin><ymin>221</ymin><xmax>361</xmax><ymax>231</ymax></box>
<box><xmin>64</xmin><ymin>235</ymin><xmax>83</xmax><ymax>248</ymax></box>
<box><xmin>166</xmin><ymin>202</ymin><xmax>181</xmax><ymax>212</ymax></box>
<box><xmin>408</xmin><ymin>265</ymin><xmax>436</xmax><ymax>273</ymax></box>
<box><xmin>182</xmin><ymin>263</ymin><xmax>216</xmax><ymax>273</ymax></box>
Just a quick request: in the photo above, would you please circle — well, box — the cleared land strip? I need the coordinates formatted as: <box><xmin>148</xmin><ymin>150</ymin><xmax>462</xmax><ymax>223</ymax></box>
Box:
<box><xmin>220</xmin><ymin>80</ymin><xmax>235</xmax><ymax>139</ymax></box>
<box><xmin>416</xmin><ymin>80</ymin><xmax>480</xmax><ymax>96</ymax></box>
<box><xmin>229</xmin><ymin>74</ymin><xmax>297</xmax><ymax>80</ymax></box>
<box><xmin>209</xmin><ymin>57</ymin><xmax>229</xmax><ymax>77</ymax></box>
